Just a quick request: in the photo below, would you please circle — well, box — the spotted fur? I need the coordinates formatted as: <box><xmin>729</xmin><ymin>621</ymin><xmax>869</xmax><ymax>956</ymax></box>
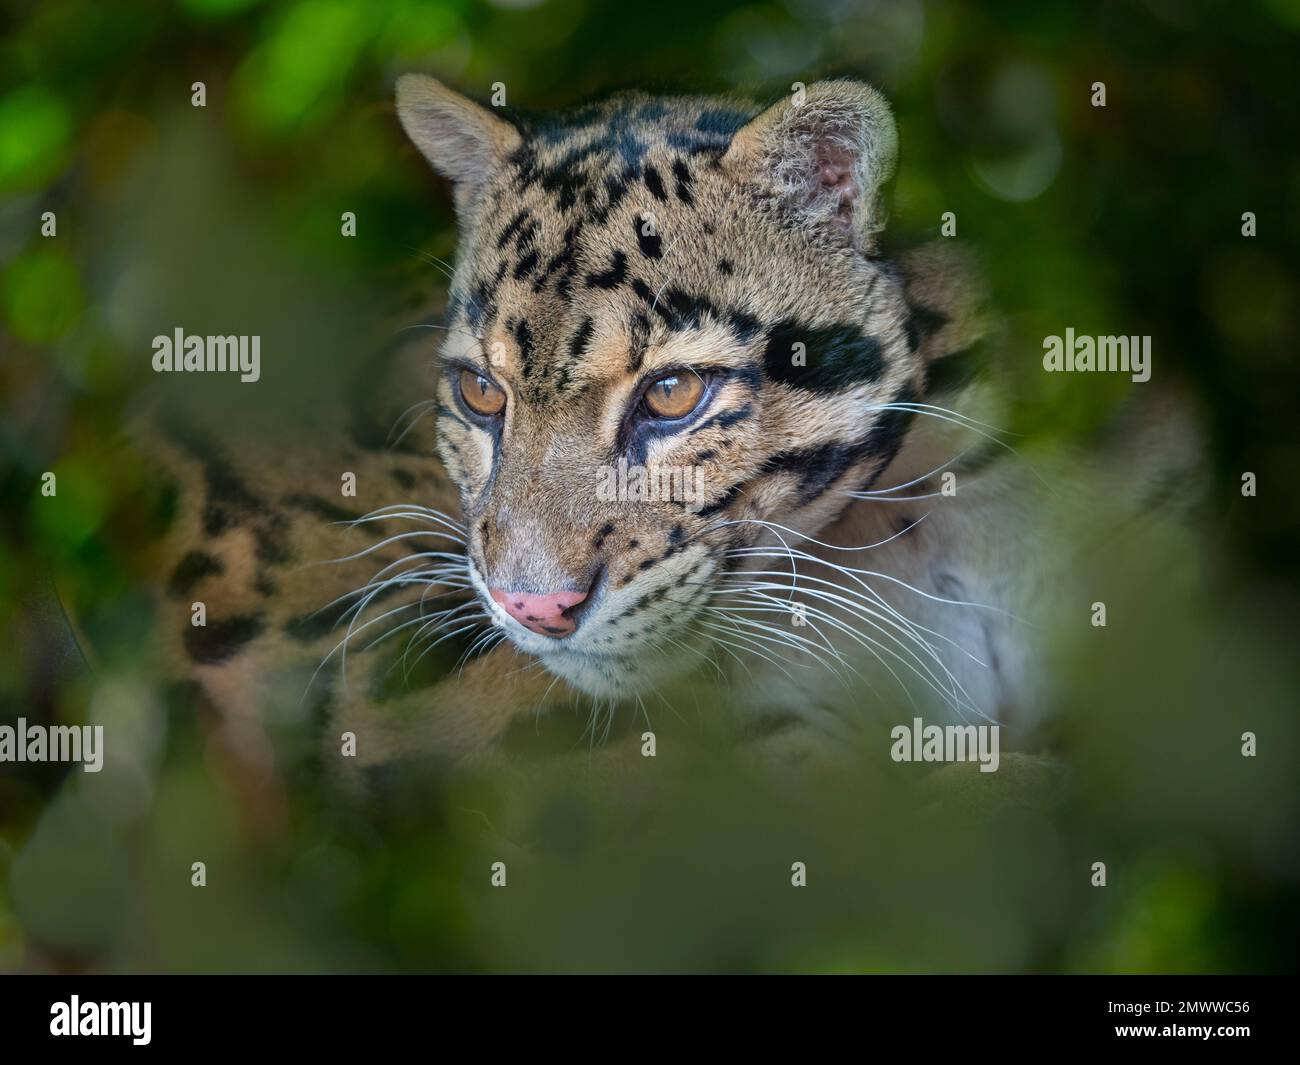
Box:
<box><xmin>397</xmin><ymin>76</ymin><xmax>943</xmax><ymax>700</ymax></box>
<box><xmin>117</xmin><ymin>76</ymin><xmax>1198</xmax><ymax>799</ymax></box>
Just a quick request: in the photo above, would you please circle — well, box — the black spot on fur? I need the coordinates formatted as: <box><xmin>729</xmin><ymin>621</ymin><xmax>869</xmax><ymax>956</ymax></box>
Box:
<box><xmin>168</xmin><ymin>551</ymin><xmax>223</xmax><ymax>599</ymax></box>
<box><xmin>535</xmin><ymin>224</ymin><xmax>581</xmax><ymax>298</ymax></box>
<box><xmin>567</xmin><ymin>317</ymin><xmax>595</xmax><ymax>363</ymax></box>
<box><xmin>695</xmin><ymin>108</ymin><xmax>750</xmax><ymax>136</ymax></box>
<box><xmin>858</xmin><ymin>385</ymin><xmax>919</xmax><ymax>487</ymax></box>
<box><xmin>763</xmin><ymin>440</ymin><xmax>871</xmax><ymax>506</ymax></box>
<box><xmin>689</xmin><ymin>403</ymin><xmax>753</xmax><ymax>436</ymax></box>
<box><xmin>513</xmin><ymin>319</ymin><xmax>535</xmax><ymax>376</ymax></box>
<box><xmin>763</xmin><ymin>320</ymin><xmax>885</xmax><ymax>392</ymax></box>
<box><xmin>908</xmin><ymin>303</ymin><xmax>950</xmax><ymax>349</ymax></box>
<box><xmin>634</xmin><ymin>216</ymin><xmax>662</xmax><ymax>259</ymax></box>
<box><xmin>903</xmin><ymin>314</ymin><xmax>920</xmax><ymax>353</ymax></box>
<box><xmin>513</xmin><ymin>218</ymin><xmax>539</xmax><ymax>250</ymax></box>
<box><xmin>632</xmin><ymin>283</ymin><xmax>719</xmax><ymax>332</ymax></box>
<box><xmin>163</xmin><ymin>415</ymin><xmax>296</xmax><ymax>568</ymax></box>
<box><xmin>203</xmin><ymin>504</ymin><xmax>231</xmax><ymax>537</ymax></box>
<box><xmin>469</xmin><ymin>262</ymin><xmax>509</xmax><ymax>330</ymax></box>
<box><xmin>592</xmin><ymin>167</ymin><xmax>635</xmax><ymax>225</ymax></box>
<box><xmin>513</xmin><ymin>248</ymin><xmax>540</xmax><ymax>280</ymax></box>
<box><xmin>660</xmin><ymin>288</ymin><xmax>718</xmax><ymax>331</ymax></box>
<box><xmin>252</xmin><ymin>520</ymin><xmax>293</xmax><ymax>566</ymax></box>
<box><xmin>586</xmin><ymin>250</ymin><xmax>628</xmax><ymax>289</ymax></box>
<box><xmin>618</xmin><ymin>594</ymin><xmax>649</xmax><ymax>621</ymax></box>
<box><xmin>627</xmin><ymin>312</ymin><xmax>651</xmax><ymax>374</ymax></box>
<box><xmin>762</xmin><ymin>385</ymin><xmax>919</xmax><ymax>505</ymax></box>
<box><xmin>697</xmin><ymin>481</ymin><xmax>745</xmax><ymax>519</ymax></box>
<box><xmin>282</xmin><ymin>493</ymin><xmax>360</xmax><ymax>523</ymax></box>
<box><xmin>728</xmin><ymin>310</ymin><xmax>762</xmax><ymax>342</ymax></box>
<box><xmin>509</xmin><ymin>142</ymin><xmax>585</xmax><ymax>213</ymax></box>
<box><xmin>496</xmin><ymin>208</ymin><xmax>532</xmax><ymax>249</ymax></box>
<box><xmin>667</xmin><ymin>130</ymin><xmax>733</xmax><ymax>156</ymax></box>
<box><xmin>926</xmin><ymin>347</ymin><xmax>983</xmax><ymax>397</ymax></box>
<box><xmin>184</xmin><ymin>614</ymin><xmax>265</xmax><ymax>664</ymax></box>
<box><xmin>718</xmin><ymin>258</ymin><xmax>734</xmax><ymax>275</ymax></box>
<box><xmin>643</xmin><ymin>164</ymin><xmax>667</xmax><ymax>202</ymax></box>
<box><xmin>630</xmin><ymin>278</ymin><xmax>655</xmax><ymax>307</ymax></box>
<box><xmin>671</xmin><ymin>159</ymin><xmax>694</xmax><ymax>205</ymax></box>
<box><xmin>169</xmin><ymin>423</ymin><xmax>260</xmax><ymax>511</ymax></box>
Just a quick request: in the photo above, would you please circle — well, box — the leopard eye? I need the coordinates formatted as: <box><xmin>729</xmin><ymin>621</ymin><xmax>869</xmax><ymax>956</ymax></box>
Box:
<box><xmin>459</xmin><ymin>368</ymin><xmax>506</xmax><ymax>417</ymax></box>
<box><xmin>642</xmin><ymin>372</ymin><xmax>705</xmax><ymax>420</ymax></box>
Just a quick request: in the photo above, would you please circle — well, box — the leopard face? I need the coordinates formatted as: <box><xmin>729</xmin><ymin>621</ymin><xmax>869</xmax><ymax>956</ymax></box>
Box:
<box><xmin>397</xmin><ymin>76</ymin><xmax>927</xmax><ymax>697</ymax></box>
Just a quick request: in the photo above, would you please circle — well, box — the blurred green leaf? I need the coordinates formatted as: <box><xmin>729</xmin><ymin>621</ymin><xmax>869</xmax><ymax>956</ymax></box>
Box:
<box><xmin>0</xmin><ymin>84</ymin><xmax>72</xmax><ymax>192</ymax></box>
<box><xmin>232</xmin><ymin>0</ymin><xmax>375</xmax><ymax>135</ymax></box>
<box><xmin>2</xmin><ymin>246</ymin><xmax>83</xmax><ymax>344</ymax></box>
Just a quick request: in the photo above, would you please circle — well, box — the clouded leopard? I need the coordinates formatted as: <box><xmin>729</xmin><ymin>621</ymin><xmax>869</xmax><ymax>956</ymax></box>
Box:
<box><xmin>111</xmin><ymin>75</ymin><xmax>1196</xmax><ymax>800</ymax></box>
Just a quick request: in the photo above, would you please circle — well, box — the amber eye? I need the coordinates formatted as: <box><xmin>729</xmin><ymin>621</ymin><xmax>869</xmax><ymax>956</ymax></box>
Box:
<box><xmin>459</xmin><ymin>369</ymin><xmax>506</xmax><ymax>417</ymax></box>
<box><xmin>642</xmin><ymin>372</ymin><xmax>705</xmax><ymax>419</ymax></box>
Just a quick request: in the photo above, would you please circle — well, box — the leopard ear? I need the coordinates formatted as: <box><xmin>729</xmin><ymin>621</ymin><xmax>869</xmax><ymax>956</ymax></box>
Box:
<box><xmin>721</xmin><ymin>79</ymin><xmax>897</xmax><ymax>251</ymax></box>
<box><xmin>395</xmin><ymin>74</ymin><xmax>522</xmax><ymax>219</ymax></box>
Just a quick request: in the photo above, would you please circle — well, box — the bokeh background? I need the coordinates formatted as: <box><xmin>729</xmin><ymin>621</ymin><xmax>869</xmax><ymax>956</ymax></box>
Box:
<box><xmin>1</xmin><ymin>0</ymin><xmax>1298</xmax><ymax>973</ymax></box>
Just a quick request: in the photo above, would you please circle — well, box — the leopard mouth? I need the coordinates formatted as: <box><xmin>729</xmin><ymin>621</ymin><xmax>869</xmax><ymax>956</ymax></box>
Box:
<box><xmin>535</xmin><ymin>640</ymin><xmax>693</xmax><ymax>698</ymax></box>
<box><xmin>467</xmin><ymin>546</ymin><xmax>717</xmax><ymax>697</ymax></box>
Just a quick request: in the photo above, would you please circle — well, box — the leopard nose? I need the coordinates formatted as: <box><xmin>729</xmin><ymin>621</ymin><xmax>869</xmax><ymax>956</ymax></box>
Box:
<box><xmin>489</xmin><ymin>587</ymin><xmax>589</xmax><ymax>637</ymax></box>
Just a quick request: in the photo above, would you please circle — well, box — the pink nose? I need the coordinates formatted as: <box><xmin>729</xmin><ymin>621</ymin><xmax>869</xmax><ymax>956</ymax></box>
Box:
<box><xmin>489</xmin><ymin>587</ymin><xmax>589</xmax><ymax>637</ymax></box>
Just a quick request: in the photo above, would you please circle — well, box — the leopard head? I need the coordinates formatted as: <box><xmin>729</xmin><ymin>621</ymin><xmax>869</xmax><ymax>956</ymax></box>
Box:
<box><xmin>396</xmin><ymin>75</ymin><xmax>927</xmax><ymax>698</ymax></box>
